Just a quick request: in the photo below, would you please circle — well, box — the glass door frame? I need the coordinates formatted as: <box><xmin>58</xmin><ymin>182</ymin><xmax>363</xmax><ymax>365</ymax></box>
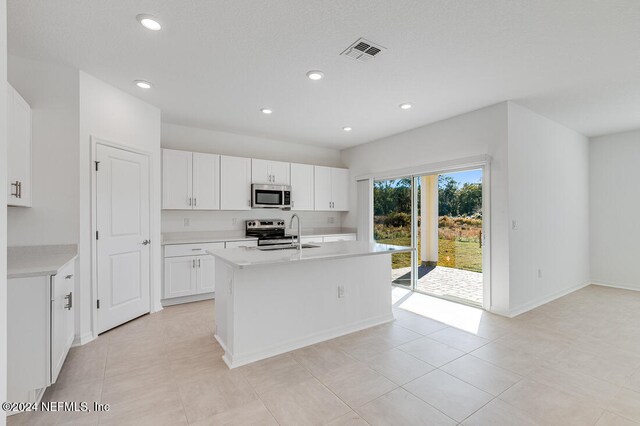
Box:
<box><xmin>369</xmin><ymin>159</ymin><xmax>491</xmax><ymax>310</ymax></box>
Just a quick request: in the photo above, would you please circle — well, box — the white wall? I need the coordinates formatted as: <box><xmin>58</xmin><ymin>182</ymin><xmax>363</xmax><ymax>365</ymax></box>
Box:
<box><xmin>507</xmin><ymin>102</ymin><xmax>590</xmax><ymax>313</ymax></box>
<box><xmin>78</xmin><ymin>72</ymin><xmax>161</xmax><ymax>342</ymax></box>
<box><xmin>0</xmin><ymin>1</ymin><xmax>8</xmax><ymax>423</ymax></box>
<box><xmin>162</xmin><ymin>123</ymin><xmax>342</xmax><ymax>167</ymax></box>
<box><xmin>589</xmin><ymin>130</ymin><xmax>640</xmax><ymax>290</ymax></box>
<box><xmin>161</xmin><ymin>123</ymin><xmax>345</xmax><ymax>233</ymax></box>
<box><xmin>7</xmin><ymin>56</ymin><xmax>79</xmax><ymax>246</ymax></box>
<box><xmin>341</xmin><ymin>103</ymin><xmax>511</xmax><ymax>313</ymax></box>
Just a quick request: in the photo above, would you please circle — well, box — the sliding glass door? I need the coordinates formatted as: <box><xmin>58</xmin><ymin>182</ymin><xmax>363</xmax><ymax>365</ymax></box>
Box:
<box><xmin>373</xmin><ymin>167</ymin><xmax>486</xmax><ymax>308</ymax></box>
<box><xmin>373</xmin><ymin>177</ymin><xmax>415</xmax><ymax>287</ymax></box>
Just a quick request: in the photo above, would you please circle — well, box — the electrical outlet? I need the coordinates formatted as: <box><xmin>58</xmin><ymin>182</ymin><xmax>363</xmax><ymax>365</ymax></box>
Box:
<box><xmin>511</xmin><ymin>220</ymin><xmax>518</xmax><ymax>230</ymax></box>
<box><xmin>232</xmin><ymin>218</ymin><xmax>238</xmax><ymax>226</ymax></box>
<box><xmin>327</xmin><ymin>216</ymin><xmax>335</xmax><ymax>224</ymax></box>
<box><xmin>183</xmin><ymin>218</ymin><xmax>190</xmax><ymax>227</ymax></box>
<box><xmin>537</xmin><ymin>269</ymin><xmax>543</xmax><ymax>279</ymax></box>
<box><xmin>337</xmin><ymin>285</ymin><xmax>345</xmax><ymax>299</ymax></box>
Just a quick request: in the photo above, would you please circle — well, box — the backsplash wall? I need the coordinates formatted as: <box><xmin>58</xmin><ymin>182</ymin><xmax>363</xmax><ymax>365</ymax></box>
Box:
<box><xmin>162</xmin><ymin>210</ymin><xmax>344</xmax><ymax>233</ymax></box>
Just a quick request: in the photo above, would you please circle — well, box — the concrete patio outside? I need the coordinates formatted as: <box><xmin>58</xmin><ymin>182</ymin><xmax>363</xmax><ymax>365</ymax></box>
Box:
<box><xmin>391</xmin><ymin>265</ymin><xmax>483</xmax><ymax>306</ymax></box>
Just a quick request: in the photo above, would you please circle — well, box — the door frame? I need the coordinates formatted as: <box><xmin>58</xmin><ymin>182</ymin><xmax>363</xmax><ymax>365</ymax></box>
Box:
<box><xmin>90</xmin><ymin>136</ymin><xmax>153</xmax><ymax>338</ymax></box>
<box><xmin>361</xmin><ymin>155</ymin><xmax>492</xmax><ymax>310</ymax></box>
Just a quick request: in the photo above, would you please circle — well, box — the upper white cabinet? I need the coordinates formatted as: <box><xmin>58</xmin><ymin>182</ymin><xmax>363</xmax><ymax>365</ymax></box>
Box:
<box><xmin>7</xmin><ymin>84</ymin><xmax>32</xmax><ymax>207</ymax></box>
<box><xmin>314</xmin><ymin>166</ymin><xmax>349</xmax><ymax>211</ymax></box>
<box><xmin>161</xmin><ymin>148</ymin><xmax>349</xmax><ymax>212</ymax></box>
<box><xmin>193</xmin><ymin>152</ymin><xmax>220</xmax><ymax>209</ymax></box>
<box><xmin>220</xmin><ymin>155</ymin><xmax>252</xmax><ymax>210</ymax></box>
<box><xmin>162</xmin><ymin>149</ymin><xmax>192</xmax><ymax>209</ymax></box>
<box><xmin>252</xmin><ymin>159</ymin><xmax>290</xmax><ymax>185</ymax></box>
<box><xmin>162</xmin><ymin>149</ymin><xmax>220</xmax><ymax>210</ymax></box>
<box><xmin>290</xmin><ymin>163</ymin><xmax>314</xmax><ymax>211</ymax></box>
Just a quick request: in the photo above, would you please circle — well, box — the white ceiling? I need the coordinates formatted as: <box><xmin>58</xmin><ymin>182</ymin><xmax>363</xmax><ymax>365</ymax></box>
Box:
<box><xmin>8</xmin><ymin>0</ymin><xmax>640</xmax><ymax>149</ymax></box>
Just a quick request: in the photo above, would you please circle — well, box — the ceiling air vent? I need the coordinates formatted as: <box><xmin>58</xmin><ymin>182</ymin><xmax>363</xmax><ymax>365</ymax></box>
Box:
<box><xmin>340</xmin><ymin>38</ymin><xmax>386</xmax><ymax>62</ymax></box>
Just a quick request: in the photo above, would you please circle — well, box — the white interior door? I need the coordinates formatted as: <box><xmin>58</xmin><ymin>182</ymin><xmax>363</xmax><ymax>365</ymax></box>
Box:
<box><xmin>96</xmin><ymin>144</ymin><xmax>150</xmax><ymax>333</ymax></box>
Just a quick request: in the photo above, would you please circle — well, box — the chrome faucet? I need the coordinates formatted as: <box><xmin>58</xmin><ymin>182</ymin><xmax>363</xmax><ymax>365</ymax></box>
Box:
<box><xmin>289</xmin><ymin>214</ymin><xmax>302</xmax><ymax>250</ymax></box>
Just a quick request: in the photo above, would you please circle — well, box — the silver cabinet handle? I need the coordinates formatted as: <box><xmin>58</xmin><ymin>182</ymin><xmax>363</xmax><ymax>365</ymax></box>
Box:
<box><xmin>10</xmin><ymin>181</ymin><xmax>21</xmax><ymax>198</ymax></box>
<box><xmin>198</xmin><ymin>259</ymin><xmax>201</xmax><ymax>267</ymax></box>
<box><xmin>65</xmin><ymin>292</ymin><xmax>73</xmax><ymax>310</ymax></box>
<box><xmin>65</xmin><ymin>274</ymin><xmax>73</xmax><ymax>279</ymax></box>
<box><xmin>192</xmin><ymin>259</ymin><xmax>196</xmax><ymax>268</ymax></box>
<box><xmin>248</xmin><ymin>199</ymin><xmax>251</xmax><ymax>207</ymax></box>
<box><xmin>194</xmin><ymin>198</ymin><xmax>197</xmax><ymax>207</ymax></box>
<box><xmin>188</xmin><ymin>197</ymin><xmax>192</xmax><ymax>206</ymax></box>
<box><xmin>142</xmin><ymin>239</ymin><xmax>151</xmax><ymax>245</ymax></box>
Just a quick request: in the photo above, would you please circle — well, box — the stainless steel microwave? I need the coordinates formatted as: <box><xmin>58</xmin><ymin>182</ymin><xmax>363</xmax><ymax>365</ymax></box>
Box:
<box><xmin>251</xmin><ymin>184</ymin><xmax>292</xmax><ymax>209</ymax></box>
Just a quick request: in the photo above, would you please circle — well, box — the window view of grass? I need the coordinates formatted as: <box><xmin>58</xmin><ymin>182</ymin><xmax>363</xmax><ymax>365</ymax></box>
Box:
<box><xmin>374</xmin><ymin>172</ymin><xmax>483</xmax><ymax>273</ymax></box>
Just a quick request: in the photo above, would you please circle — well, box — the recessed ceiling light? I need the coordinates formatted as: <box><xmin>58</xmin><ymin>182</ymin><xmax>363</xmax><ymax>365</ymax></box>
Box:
<box><xmin>134</xmin><ymin>80</ymin><xmax>152</xmax><ymax>89</ymax></box>
<box><xmin>261</xmin><ymin>108</ymin><xmax>273</xmax><ymax>114</ymax></box>
<box><xmin>399</xmin><ymin>103</ymin><xmax>412</xmax><ymax>110</ymax></box>
<box><xmin>306</xmin><ymin>70</ymin><xmax>324</xmax><ymax>81</ymax></box>
<box><xmin>136</xmin><ymin>14</ymin><xmax>162</xmax><ymax>31</ymax></box>
<box><xmin>343</xmin><ymin>127</ymin><xmax>352</xmax><ymax>132</ymax></box>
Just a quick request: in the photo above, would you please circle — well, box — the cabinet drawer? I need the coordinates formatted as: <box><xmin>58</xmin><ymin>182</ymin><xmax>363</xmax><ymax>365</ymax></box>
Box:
<box><xmin>323</xmin><ymin>234</ymin><xmax>357</xmax><ymax>242</ymax></box>
<box><xmin>164</xmin><ymin>242</ymin><xmax>225</xmax><ymax>257</ymax></box>
<box><xmin>301</xmin><ymin>236</ymin><xmax>323</xmax><ymax>244</ymax></box>
<box><xmin>225</xmin><ymin>240</ymin><xmax>258</xmax><ymax>248</ymax></box>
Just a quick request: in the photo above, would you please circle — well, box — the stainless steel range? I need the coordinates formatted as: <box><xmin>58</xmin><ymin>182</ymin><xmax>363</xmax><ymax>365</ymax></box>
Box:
<box><xmin>245</xmin><ymin>219</ymin><xmax>294</xmax><ymax>247</ymax></box>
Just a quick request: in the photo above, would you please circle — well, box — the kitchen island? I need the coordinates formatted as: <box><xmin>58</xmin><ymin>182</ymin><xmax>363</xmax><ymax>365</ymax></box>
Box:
<box><xmin>208</xmin><ymin>241</ymin><xmax>413</xmax><ymax>368</ymax></box>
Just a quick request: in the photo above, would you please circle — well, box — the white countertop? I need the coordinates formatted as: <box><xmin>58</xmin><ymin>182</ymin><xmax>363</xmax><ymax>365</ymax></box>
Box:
<box><xmin>208</xmin><ymin>241</ymin><xmax>413</xmax><ymax>269</ymax></box>
<box><xmin>162</xmin><ymin>231</ymin><xmax>258</xmax><ymax>245</ymax></box>
<box><xmin>8</xmin><ymin>245</ymin><xmax>77</xmax><ymax>279</ymax></box>
<box><xmin>162</xmin><ymin>228</ymin><xmax>356</xmax><ymax>245</ymax></box>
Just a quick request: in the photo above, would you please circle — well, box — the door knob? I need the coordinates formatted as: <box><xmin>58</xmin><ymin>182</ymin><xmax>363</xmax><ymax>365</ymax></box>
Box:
<box><xmin>142</xmin><ymin>239</ymin><xmax>151</xmax><ymax>245</ymax></box>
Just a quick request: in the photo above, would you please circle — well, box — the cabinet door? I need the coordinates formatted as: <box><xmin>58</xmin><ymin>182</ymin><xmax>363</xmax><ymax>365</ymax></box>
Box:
<box><xmin>220</xmin><ymin>155</ymin><xmax>252</xmax><ymax>210</ymax></box>
<box><xmin>331</xmin><ymin>168</ymin><xmax>350</xmax><ymax>211</ymax></box>
<box><xmin>290</xmin><ymin>163</ymin><xmax>314</xmax><ymax>211</ymax></box>
<box><xmin>162</xmin><ymin>149</ymin><xmax>193</xmax><ymax>209</ymax></box>
<box><xmin>269</xmin><ymin>160</ymin><xmax>291</xmax><ymax>185</ymax></box>
<box><xmin>7</xmin><ymin>84</ymin><xmax>32</xmax><ymax>207</ymax></box>
<box><xmin>51</xmin><ymin>262</ymin><xmax>74</xmax><ymax>384</ymax></box>
<box><xmin>314</xmin><ymin>166</ymin><xmax>332</xmax><ymax>211</ymax></box>
<box><xmin>251</xmin><ymin>158</ymin><xmax>271</xmax><ymax>184</ymax></box>
<box><xmin>193</xmin><ymin>152</ymin><xmax>220</xmax><ymax>210</ymax></box>
<box><xmin>164</xmin><ymin>256</ymin><xmax>197</xmax><ymax>299</ymax></box>
<box><xmin>196</xmin><ymin>255</ymin><xmax>215</xmax><ymax>294</ymax></box>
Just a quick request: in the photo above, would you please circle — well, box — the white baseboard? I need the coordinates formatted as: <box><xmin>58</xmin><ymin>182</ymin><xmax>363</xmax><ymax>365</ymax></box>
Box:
<box><xmin>72</xmin><ymin>331</ymin><xmax>96</xmax><ymax>347</ymax></box>
<box><xmin>161</xmin><ymin>292</ymin><xmax>215</xmax><ymax>307</ymax></box>
<box><xmin>591</xmin><ymin>281</ymin><xmax>640</xmax><ymax>292</ymax></box>
<box><xmin>219</xmin><ymin>313</ymin><xmax>394</xmax><ymax>368</ymax></box>
<box><xmin>505</xmin><ymin>282</ymin><xmax>590</xmax><ymax>318</ymax></box>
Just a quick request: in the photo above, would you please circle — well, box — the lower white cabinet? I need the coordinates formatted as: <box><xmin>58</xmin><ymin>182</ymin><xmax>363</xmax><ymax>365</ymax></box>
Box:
<box><xmin>8</xmin><ymin>257</ymin><xmax>76</xmax><ymax>407</ymax></box>
<box><xmin>163</xmin><ymin>242</ymin><xmax>224</xmax><ymax>301</ymax></box>
<box><xmin>51</xmin><ymin>260</ymin><xmax>75</xmax><ymax>384</ymax></box>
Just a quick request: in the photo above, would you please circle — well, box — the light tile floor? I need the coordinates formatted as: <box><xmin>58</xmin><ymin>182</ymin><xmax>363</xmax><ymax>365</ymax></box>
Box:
<box><xmin>8</xmin><ymin>285</ymin><xmax>640</xmax><ymax>425</ymax></box>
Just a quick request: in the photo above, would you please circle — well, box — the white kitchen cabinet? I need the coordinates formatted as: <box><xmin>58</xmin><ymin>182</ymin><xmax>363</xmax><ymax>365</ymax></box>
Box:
<box><xmin>50</xmin><ymin>262</ymin><xmax>75</xmax><ymax>384</ymax></box>
<box><xmin>290</xmin><ymin>163</ymin><xmax>314</xmax><ymax>211</ymax></box>
<box><xmin>314</xmin><ymin>166</ymin><xmax>349</xmax><ymax>211</ymax></box>
<box><xmin>220</xmin><ymin>155</ymin><xmax>252</xmax><ymax>210</ymax></box>
<box><xmin>196</xmin><ymin>255</ymin><xmax>216</xmax><ymax>293</ymax></box>
<box><xmin>193</xmin><ymin>152</ymin><xmax>220</xmax><ymax>209</ymax></box>
<box><xmin>252</xmin><ymin>159</ymin><xmax>290</xmax><ymax>185</ymax></box>
<box><xmin>331</xmin><ymin>167</ymin><xmax>349</xmax><ymax>211</ymax></box>
<box><xmin>162</xmin><ymin>149</ymin><xmax>192</xmax><ymax>209</ymax></box>
<box><xmin>8</xmin><ymin>257</ymin><xmax>76</xmax><ymax>407</ymax></box>
<box><xmin>163</xmin><ymin>241</ymin><xmax>224</xmax><ymax>303</ymax></box>
<box><xmin>7</xmin><ymin>84</ymin><xmax>32</xmax><ymax>207</ymax></box>
<box><xmin>162</xmin><ymin>149</ymin><xmax>220</xmax><ymax>210</ymax></box>
<box><xmin>164</xmin><ymin>256</ymin><xmax>197</xmax><ymax>299</ymax></box>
